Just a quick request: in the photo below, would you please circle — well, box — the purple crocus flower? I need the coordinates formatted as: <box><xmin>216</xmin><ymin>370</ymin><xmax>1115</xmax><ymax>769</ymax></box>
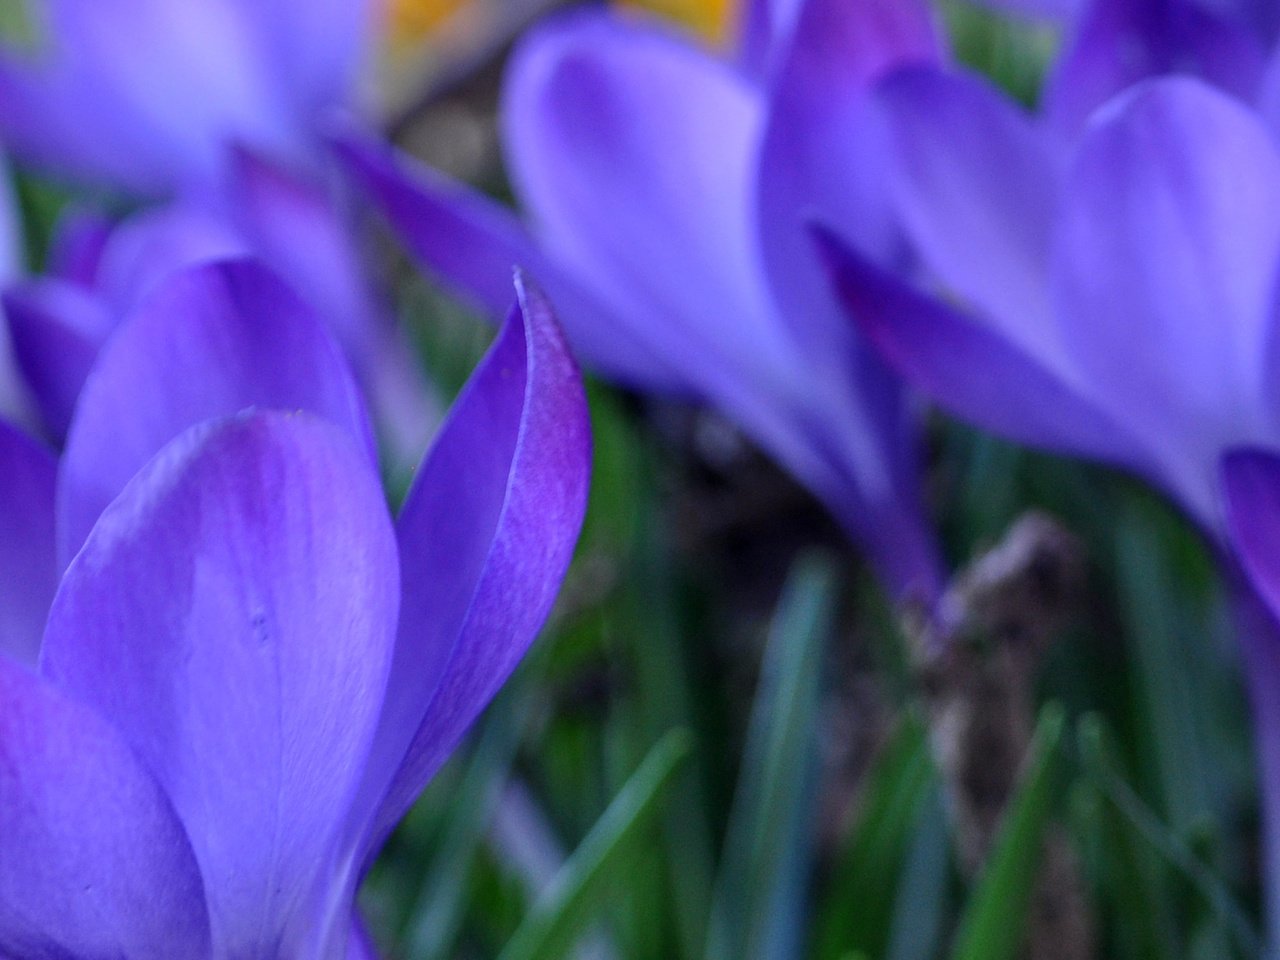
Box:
<box><xmin>0</xmin><ymin>261</ymin><xmax>590</xmax><ymax>957</ymax></box>
<box><xmin>819</xmin><ymin>69</ymin><xmax>1280</xmax><ymax>940</ymax></box>
<box><xmin>821</xmin><ymin>72</ymin><xmax>1280</xmax><ymax>535</ymax></box>
<box><xmin>0</xmin><ymin>0</ymin><xmax>374</xmax><ymax>196</ymax></box>
<box><xmin>333</xmin><ymin>0</ymin><xmax>947</xmax><ymax>601</ymax></box>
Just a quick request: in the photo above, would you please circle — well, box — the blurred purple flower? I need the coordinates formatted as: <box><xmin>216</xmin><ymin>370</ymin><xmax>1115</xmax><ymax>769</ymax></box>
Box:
<box><xmin>2</xmin><ymin>152</ymin><xmax>435</xmax><ymax>470</ymax></box>
<box><xmin>820</xmin><ymin>68</ymin><xmax>1280</xmax><ymax>941</ymax></box>
<box><xmin>821</xmin><ymin>73</ymin><xmax>1280</xmax><ymax>536</ymax></box>
<box><xmin>0</xmin><ymin>264</ymin><xmax>590</xmax><ymax>958</ymax></box>
<box><xmin>334</xmin><ymin>0</ymin><xmax>947</xmax><ymax>601</ymax></box>
<box><xmin>0</xmin><ymin>0</ymin><xmax>374</xmax><ymax>196</ymax></box>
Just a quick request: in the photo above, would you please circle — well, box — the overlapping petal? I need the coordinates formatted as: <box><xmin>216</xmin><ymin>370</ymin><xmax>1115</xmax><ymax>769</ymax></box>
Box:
<box><xmin>222</xmin><ymin>148</ymin><xmax>437</xmax><ymax>465</ymax></box>
<box><xmin>58</xmin><ymin>258</ymin><xmax>373</xmax><ymax>565</ymax></box>
<box><xmin>501</xmin><ymin>11</ymin><xmax>792</xmax><ymax>393</ymax></box>
<box><xmin>4</xmin><ymin>278</ymin><xmax>114</xmax><ymax>439</ymax></box>
<box><xmin>0</xmin><ymin>421</ymin><xmax>56</xmax><ymax>664</ymax></box>
<box><xmin>41</xmin><ymin>412</ymin><xmax>399</xmax><ymax>955</ymax></box>
<box><xmin>333</xmin><ymin>130</ymin><xmax>682</xmax><ymax>391</ymax></box>
<box><xmin>755</xmin><ymin>0</ymin><xmax>940</xmax><ymax>362</ymax></box>
<box><xmin>0</xmin><ymin>654</ymin><xmax>211</xmax><ymax>959</ymax></box>
<box><xmin>877</xmin><ymin>67</ymin><xmax>1064</xmax><ymax>346</ymax></box>
<box><xmin>353</xmin><ymin>275</ymin><xmax>590</xmax><ymax>857</ymax></box>
<box><xmin>1045</xmin><ymin>0</ymin><xmax>1267</xmax><ymax>136</ymax></box>
<box><xmin>1051</xmin><ymin>77</ymin><xmax>1280</xmax><ymax>513</ymax></box>
<box><xmin>1223</xmin><ymin>449</ymin><xmax>1280</xmax><ymax>619</ymax></box>
<box><xmin>813</xmin><ymin>226</ymin><xmax>1142</xmax><ymax>470</ymax></box>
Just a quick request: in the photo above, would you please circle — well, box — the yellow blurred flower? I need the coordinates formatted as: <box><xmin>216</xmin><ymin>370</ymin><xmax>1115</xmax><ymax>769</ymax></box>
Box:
<box><xmin>618</xmin><ymin>0</ymin><xmax>735</xmax><ymax>45</ymax></box>
<box><xmin>385</xmin><ymin>0</ymin><xmax>468</xmax><ymax>47</ymax></box>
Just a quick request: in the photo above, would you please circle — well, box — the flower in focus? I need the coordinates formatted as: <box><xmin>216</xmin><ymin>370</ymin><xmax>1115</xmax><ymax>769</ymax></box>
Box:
<box><xmin>0</xmin><ymin>265</ymin><xmax>590</xmax><ymax>958</ymax></box>
<box><xmin>336</xmin><ymin>0</ymin><xmax>947</xmax><ymax>602</ymax></box>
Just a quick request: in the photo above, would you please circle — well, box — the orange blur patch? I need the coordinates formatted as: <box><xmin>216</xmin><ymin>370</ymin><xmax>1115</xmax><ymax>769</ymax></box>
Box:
<box><xmin>618</xmin><ymin>0</ymin><xmax>735</xmax><ymax>45</ymax></box>
<box><xmin>386</xmin><ymin>0</ymin><xmax>468</xmax><ymax>46</ymax></box>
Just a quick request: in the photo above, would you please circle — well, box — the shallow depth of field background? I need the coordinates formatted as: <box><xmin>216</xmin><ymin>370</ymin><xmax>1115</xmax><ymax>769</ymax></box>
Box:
<box><xmin>7</xmin><ymin>2</ymin><xmax>1262</xmax><ymax>958</ymax></box>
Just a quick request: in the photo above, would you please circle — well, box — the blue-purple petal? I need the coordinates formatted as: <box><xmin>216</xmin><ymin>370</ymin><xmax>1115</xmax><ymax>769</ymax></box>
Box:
<box><xmin>1045</xmin><ymin>0</ymin><xmax>1268</xmax><ymax>135</ymax></box>
<box><xmin>353</xmin><ymin>276</ymin><xmax>589</xmax><ymax>859</ymax></box>
<box><xmin>1223</xmin><ymin>449</ymin><xmax>1280</xmax><ymax>618</ymax></box>
<box><xmin>332</xmin><ymin>130</ymin><xmax>682</xmax><ymax>392</ymax></box>
<box><xmin>501</xmin><ymin>12</ymin><xmax>793</xmax><ymax>393</ymax></box>
<box><xmin>0</xmin><ymin>421</ymin><xmax>55</xmax><ymax>664</ymax></box>
<box><xmin>0</xmin><ymin>655</ymin><xmax>211</xmax><ymax>959</ymax></box>
<box><xmin>58</xmin><ymin>258</ymin><xmax>374</xmax><ymax>565</ymax></box>
<box><xmin>1051</xmin><ymin>77</ymin><xmax>1280</xmax><ymax>518</ymax></box>
<box><xmin>755</xmin><ymin>0</ymin><xmax>940</xmax><ymax>361</ymax></box>
<box><xmin>877</xmin><ymin>66</ymin><xmax>1063</xmax><ymax>340</ymax></box>
<box><xmin>41</xmin><ymin>411</ymin><xmax>399</xmax><ymax>955</ymax></box>
<box><xmin>222</xmin><ymin>148</ymin><xmax>437</xmax><ymax>467</ymax></box>
<box><xmin>813</xmin><ymin>225</ymin><xmax>1143</xmax><ymax>468</ymax></box>
<box><xmin>4</xmin><ymin>278</ymin><xmax>114</xmax><ymax>440</ymax></box>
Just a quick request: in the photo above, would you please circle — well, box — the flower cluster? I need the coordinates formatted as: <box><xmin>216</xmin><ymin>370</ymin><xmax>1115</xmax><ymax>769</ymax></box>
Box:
<box><xmin>7</xmin><ymin>0</ymin><xmax>1280</xmax><ymax>954</ymax></box>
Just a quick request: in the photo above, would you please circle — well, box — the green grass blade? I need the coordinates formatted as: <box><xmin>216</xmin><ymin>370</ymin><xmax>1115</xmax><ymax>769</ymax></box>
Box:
<box><xmin>949</xmin><ymin>703</ymin><xmax>1066</xmax><ymax>960</ymax></box>
<box><xmin>814</xmin><ymin>712</ymin><xmax>935</xmax><ymax>960</ymax></box>
<box><xmin>1078</xmin><ymin>714</ymin><xmax>1260</xmax><ymax>959</ymax></box>
<box><xmin>496</xmin><ymin>729</ymin><xmax>693</xmax><ymax>960</ymax></box>
<box><xmin>706</xmin><ymin>553</ymin><xmax>838</xmax><ymax>960</ymax></box>
<box><xmin>403</xmin><ymin>680</ymin><xmax>528</xmax><ymax>959</ymax></box>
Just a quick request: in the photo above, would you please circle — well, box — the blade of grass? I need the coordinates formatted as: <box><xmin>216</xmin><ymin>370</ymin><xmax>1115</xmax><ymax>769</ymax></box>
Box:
<box><xmin>1078</xmin><ymin>714</ymin><xmax>1260</xmax><ymax>959</ymax></box>
<box><xmin>496</xmin><ymin>728</ymin><xmax>694</xmax><ymax>960</ymax></box>
<box><xmin>814</xmin><ymin>712</ymin><xmax>935</xmax><ymax>960</ymax></box>
<box><xmin>884</xmin><ymin>785</ymin><xmax>952</xmax><ymax>960</ymax></box>
<box><xmin>404</xmin><ymin>678</ymin><xmax>529</xmax><ymax>958</ymax></box>
<box><xmin>949</xmin><ymin>702</ymin><xmax>1066</xmax><ymax>960</ymax></box>
<box><xmin>706</xmin><ymin>553</ymin><xmax>838</xmax><ymax>960</ymax></box>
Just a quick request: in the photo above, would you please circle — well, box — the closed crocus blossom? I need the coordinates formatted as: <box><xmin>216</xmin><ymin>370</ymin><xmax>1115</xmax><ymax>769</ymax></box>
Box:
<box><xmin>335</xmin><ymin>0</ymin><xmax>946</xmax><ymax>602</ymax></box>
<box><xmin>0</xmin><ymin>265</ymin><xmax>590</xmax><ymax>957</ymax></box>
<box><xmin>820</xmin><ymin>72</ymin><xmax>1280</xmax><ymax>941</ymax></box>
<box><xmin>821</xmin><ymin>73</ymin><xmax>1280</xmax><ymax>536</ymax></box>
<box><xmin>0</xmin><ymin>0</ymin><xmax>373</xmax><ymax>196</ymax></box>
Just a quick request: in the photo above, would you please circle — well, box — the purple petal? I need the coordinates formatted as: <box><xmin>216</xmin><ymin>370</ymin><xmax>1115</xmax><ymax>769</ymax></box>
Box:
<box><xmin>0</xmin><ymin>655</ymin><xmax>210</xmax><ymax>959</ymax></box>
<box><xmin>737</xmin><ymin>0</ymin><xmax>803</xmax><ymax>74</ymax></box>
<box><xmin>501</xmin><ymin>12</ymin><xmax>794</xmax><ymax>392</ymax></box>
<box><xmin>332</xmin><ymin>129</ymin><xmax>683</xmax><ymax>392</ymax></box>
<box><xmin>1223</xmin><ymin>449</ymin><xmax>1280</xmax><ymax>618</ymax></box>
<box><xmin>0</xmin><ymin>0</ymin><xmax>301</xmax><ymax>195</ymax></box>
<box><xmin>1046</xmin><ymin>0</ymin><xmax>1267</xmax><ymax>135</ymax></box>
<box><xmin>41</xmin><ymin>411</ymin><xmax>399</xmax><ymax>955</ymax></box>
<box><xmin>45</xmin><ymin>206</ymin><xmax>113</xmax><ymax>285</ymax></box>
<box><xmin>233</xmin><ymin>0</ymin><xmax>371</xmax><ymax>122</ymax></box>
<box><xmin>1260</xmin><ymin>39</ymin><xmax>1280</xmax><ymax>133</ymax></box>
<box><xmin>352</xmin><ymin>275</ymin><xmax>589</xmax><ymax>859</ymax></box>
<box><xmin>877</xmin><ymin>67</ymin><xmax>1064</xmax><ymax>342</ymax></box>
<box><xmin>1051</xmin><ymin>77</ymin><xmax>1280</xmax><ymax>516</ymax></box>
<box><xmin>4</xmin><ymin>278</ymin><xmax>115</xmax><ymax>440</ymax></box>
<box><xmin>91</xmin><ymin>204</ymin><xmax>248</xmax><ymax>316</ymax></box>
<box><xmin>756</xmin><ymin>0</ymin><xmax>941</xmax><ymax>358</ymax></box>
<box><xmin>0</xmin><ymin>421</ymin><xmax>55</xmax><ymax>664</ymax></box>
<box><xmin>223</xmin><ymin>148</ymin><xmax>437</xmax><ymax>468</ymax></box>
<box><xmin>58</xmin><ymin>258</ymin><xmax>374</xmax><ymax>566</ymax></box>
<box><xmin>813</xmin><ymin>225</ymin><xmax>1143</xmax><ymax>467</ymax></box>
